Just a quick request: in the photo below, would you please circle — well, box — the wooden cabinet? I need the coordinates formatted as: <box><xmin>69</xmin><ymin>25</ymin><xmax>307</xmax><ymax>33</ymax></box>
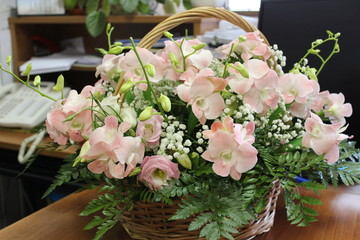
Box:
<box><xmin>8</xmin><ymin>15</ymin><xmax>218</xmax><ymax>90</ymax></box>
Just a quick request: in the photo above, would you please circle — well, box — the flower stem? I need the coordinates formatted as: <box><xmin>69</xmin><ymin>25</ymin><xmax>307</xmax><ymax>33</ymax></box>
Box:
<box><xmin>129</xmin><ymin>38</ymin><xmax>168</xmax><ymax>121</ymax></box>
<box><xmin>0</xmin><ymin>65</ymin><xmax>57</xmax><ymax>102</ymax></box>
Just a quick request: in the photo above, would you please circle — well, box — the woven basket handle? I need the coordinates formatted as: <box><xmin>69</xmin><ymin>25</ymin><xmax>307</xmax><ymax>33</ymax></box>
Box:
<box><xmin>138</xmin><ymin>6</ymin><xmax>269</xmax><ymax>49</ymax></box>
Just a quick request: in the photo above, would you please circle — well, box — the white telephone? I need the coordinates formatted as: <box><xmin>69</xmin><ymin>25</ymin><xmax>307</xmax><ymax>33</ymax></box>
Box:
<box><xmin>0</xmin><ymin>81</ymin><xmax>70</xmax><ymax>129</ymax></box>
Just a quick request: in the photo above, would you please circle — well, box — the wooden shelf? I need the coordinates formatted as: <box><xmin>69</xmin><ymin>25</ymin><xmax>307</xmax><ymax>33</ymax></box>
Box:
<box><xmin>8</xmin><ymin>15</ymin><xmax>218</xmax><ymax>90</ymax></box>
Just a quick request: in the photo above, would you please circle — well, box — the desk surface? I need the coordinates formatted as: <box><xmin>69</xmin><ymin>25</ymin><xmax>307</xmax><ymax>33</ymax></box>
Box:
<box><xmin>0</xmin><ymin>185</ymin><xmax>359</xmax><ymax>240</ymax></box>
<box><xmin>0</xmin><ymin>129</ymin><xmax>75</xmax><ymax>158</ymax></box>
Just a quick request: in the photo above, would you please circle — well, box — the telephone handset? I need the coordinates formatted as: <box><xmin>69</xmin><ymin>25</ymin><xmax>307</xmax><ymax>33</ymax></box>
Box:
<box><xmin>0</xmin><ymin>82</ymin><xmax>70</xmax><ymax>129</ymax></box>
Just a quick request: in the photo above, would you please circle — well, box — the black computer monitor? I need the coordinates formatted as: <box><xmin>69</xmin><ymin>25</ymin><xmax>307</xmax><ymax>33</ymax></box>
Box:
<box><xmin>258</xmin><ymin>0</ymin><xmax>360</xmax><ymax>146</ymax></box>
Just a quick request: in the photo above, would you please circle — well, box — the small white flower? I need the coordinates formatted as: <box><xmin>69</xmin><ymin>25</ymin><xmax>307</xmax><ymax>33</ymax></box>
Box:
<box><xmin>196</xmin><ymin>147</ymin><xmax>203</xmax><ymax>153</ymax></box>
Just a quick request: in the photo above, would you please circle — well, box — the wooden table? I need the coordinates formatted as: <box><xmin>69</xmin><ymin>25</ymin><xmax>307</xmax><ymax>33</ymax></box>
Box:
<box><xmin>0</xmin><ymin>184</ymin><xmax>359</xmax><ymax>240</ymax></box>
<box><xmin>0</xmin><ymin>128</ymin><xmax>75</xmax><ymax>158</ymax></box>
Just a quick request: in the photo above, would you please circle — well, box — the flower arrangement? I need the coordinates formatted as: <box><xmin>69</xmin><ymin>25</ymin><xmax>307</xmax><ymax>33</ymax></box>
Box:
<box><xmin>2</xmin><ymin>21</ymin><xmax>360</xmax><ymax>240</ymax></box>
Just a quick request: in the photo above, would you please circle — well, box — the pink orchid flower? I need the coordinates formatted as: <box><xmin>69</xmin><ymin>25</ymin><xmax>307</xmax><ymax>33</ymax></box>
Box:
<box><xmin>136</xmin><ymin>113</ymin><xmax>163</xmax><ymax>146</ymax></box>
<box><xmin>302</xmin><ymin>113</ymin><xmax>350</xmax><ymax>164</ymax></box>
<box><xmin>202</xmin><ymin>117</ymin><xmax>257</xmax><ymax>180</ymax></box>
<box><xmin>158</xmin><ymin>38</ymin><xmax>213</xmax><ymax>80</ymax></box>
<box><xmin>188</xmin><ymin>75</ymin><xmax>226</xmax><ymax>124</ymax></box>
<box><xmin>227</xmin><ymin>59</ymin><xmax>276</xmax><ymax>96</ymax></box>
<box><xmin>289</xmin><ymin>80</ymin><xmax>323</xmax><ymax>118</ymax></box>
<box><xmin>202</xmin><ymin>131</ymin><xmax>258</xmax><ymax>180</ymax></box>
<box><xmin>243</xmin><ymin>69</ymin><xmax>279</xmax><ymax>114</ymax></box>
<box><xmin>85</xmin><ymin>116</ymin><xmax>144</xmax><ymax>179</ymax></box>
<box><xmin>176</xmin><ymin>68</ymin><xmax>214</xmax><ymax>103</ymax></box>
<box><xmin>95</xmin><ymin>54</ymin><xmax>124</xmax><ymax>82</ymax></box>
<box><xmin>45</xmin><ymin>89</ymin><xmax>94</xmax><ymax>145</ymax></box>
<box><xmin>121</xmin><ymin>47</ymin><xmax>165</xmax><ymax>90</ymax></box>
<box><xmin>203</xmin><ymin>116</ymin><xmax>255</xmax><ymax>145</ymax></box>
<box><xmin>216</xmin><ymin>31</ymin><xmax>271</xmax><ymax>61</ymax></box>
<box><xmin>278</xmin><ymin>73</ymin><xmax>315</xmax><ymax>104</ymax></box>
<box><xmin>138</xmin><ymin>155</ymin><xmax>180</xmax><ymax>190</ymax></box>
<box><xmin>322</xmin><ymin>92</ymin><xmax>353</xmax><ymax>125</ymax></box>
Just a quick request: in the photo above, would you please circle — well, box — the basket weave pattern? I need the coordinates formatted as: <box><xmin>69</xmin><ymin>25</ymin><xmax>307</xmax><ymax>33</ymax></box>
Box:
<box><xmin>120</xmin><ymin>182</ymin><xmax>281</xmax><ymax>240</ymax></box>
<box><xmin>116</xmin><ymin>7</ymin><xmax>279</xmax><ymax>240</ymax></box>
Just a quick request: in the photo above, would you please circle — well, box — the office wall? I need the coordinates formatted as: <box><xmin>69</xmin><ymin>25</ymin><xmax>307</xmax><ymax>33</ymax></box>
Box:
<box><xmin>0</xmin><ymin>0</ymin><xmax>16</xmax><ymax>86</ymax></box>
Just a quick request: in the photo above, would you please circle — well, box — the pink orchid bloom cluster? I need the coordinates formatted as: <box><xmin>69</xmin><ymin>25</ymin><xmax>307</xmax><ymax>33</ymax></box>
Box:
<box><xmin>44</xmin><ymin>30</ymin><xmax>354</xmax><ymax>191</ymax></box>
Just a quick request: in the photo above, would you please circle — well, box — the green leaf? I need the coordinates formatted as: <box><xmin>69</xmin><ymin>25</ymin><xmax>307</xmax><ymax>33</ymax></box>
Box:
<box><xmin>299</xmin><ymin>196</ymin><xmax>322</xmax><ymax>205</ymax></box>
<box><xmin>254</xmin><ymin>197</ymin><xmax>266</xmax><ymax>213</ymax></box>
<box><xmin>163</xmin><ymin>0</ymin><xmax>176</xmax><ymax>14</ymax></box>
<box><xmin>102</xmin><ymin>0</ymin><xmax>111</xmax><ymax>16</ymax></box>
<box><xmin>86</xmin><ymin>11</ymin><xmax>107</xmax><ymax>37</ymax></box>
<box><xmin>302</xmin><ymin>206</ymin><xmax>319</xmax><ymax>216</ymax></box>
<box><xmin>138</xmin><ymin>1</ymin><xmax>150</xmax><ymax>14</ymax></box>
<box><xmin>86</xmin><ymin>0</ymin><xmax>99</xmax><ymax>14</ymax></box>
<box><xmin>183</xmin><ymin>0</ymin><xmax>192</xmax><ymax>9</ymax></box>
<box><xmin>83</xmin><ymin>216</ymin><xmax>106</xmax><ymax>230</ymax></box>
<box><xmin>120</xmin><ymin>0</ymin><xmax>139</xmax><ymax>13</ymax></box>
<box><xmin>188</xmin><ymin>212</ymin><xmax>212</xmax><ymax>231</ymax></box>
<box><xmin>187</xmin><ymin>110</ymin><xmax>198</xmax><ymax>134</ymax></box>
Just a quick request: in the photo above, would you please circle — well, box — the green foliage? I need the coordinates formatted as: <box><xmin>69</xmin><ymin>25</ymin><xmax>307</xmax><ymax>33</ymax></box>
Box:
<box><xmin>86</xmin><ymin>11</ymin><xmax>107</xmax><ymax>37</ymax></box>
<box><xmin>42</xmin><ymin>154</ymin><xmax>99</xmax><ymax>199</ymax></box>
<box><xmin>282</xmin><ymin>182</ymin><xmax>322</xmax><ymax>227</ymax></box>
<box><xmin>120</xmin><ymin>0</ymin><xmax>139</xmax><ymax>13</ymax></box>
<box><xmin>80</xmin><ymin>190</ymin><xmax>129</xmax><ymax>240</ymax></box>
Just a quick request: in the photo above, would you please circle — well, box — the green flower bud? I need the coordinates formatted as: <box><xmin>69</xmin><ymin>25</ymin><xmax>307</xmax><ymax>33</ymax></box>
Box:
<box><xmin>159</xmin><ymin>94</ymin><xmax>171</xmax><ymax>112</ymax></box>
<box><xmin>164</xmin><ymin>31</ymin><xmax>173</xmax><ymax>39</ymax></box>
<box><xmin>6</xmin><ymin>56</ymin><xmax>11</xmax><ymax>65</ymax></box>
<box><xmin>53</xmin><ymin>74</ymin><xmax>64</xmax><ymax>92</ymax></box>
<box><xmin>176</xmin><ymin>153</ymin><xmax>192</xmax><ymax>170</ymax></box>
<box><xmin>168</xmin><ymin>52</ymin><xmax>180</xmax><ymax>68</ymax></box>
<box><xmin>139</xmin><ymin>106</ymin><xmax>153</xmax><ymax>121</ymax></box>
<box><xmin>106</xmin><ymin>23</ymin><xmax>112</xmax><ymax>32</ymax></box>
<box><xmin>96</xmin><ymin>48</ymin><xmax>108</xmax><ymax>55</ymax></box>
<box><xmin>306</xmin><ymin>67</ymin><xmax>318</xmax><ymax>81</ymax></box>
<box><xmin>233</xmin><ymin>62</ymin><xmax>249</xmax><ymax>78</ymax></box>
<box><xmin>21</xmin><ymin>63</ymin><xmax>32</xmax><ymax>76</ymax></box>
<box><xmin>33</xmin><ymin>75</ymin><xmax>41</xmax><ymax>86</ymax></box>
<box><xmin>119</xmin><ymin>79</ymin><xmax>134</xmax><ymax>93</ymax></box>
<box><xmin>73</xmin><ymin>141</ymin><xmax>91</xmax><ymax>166</ymax></box>
<box><xmin>114</xmin><ymin>41</ymin><xmax>123</xmax><ymax>46</ymax></box>
<box><xmin>239</xmin><ymin>36</ymin><xmax>247</xmax><ymax>42</ymax></box>
<box><xmin>108</xmin><ymin>46</ymin><xmax>124</xmax><ymax>54</ymax></box>
<box><xmin>145</xmin><ymin>64</ymin><xmax>156</xmax><ymax>78</ymax></box>
<box><xmin>192</xmin><ymin>43</ymin><xmax>206</xmax><ymax>51</ymax></box>
<box><xmin>128</xmin><ymin>167</ymin><xmax>142</xmax><ymax>177</ymax></box>
<box><xmin>308</xmin><ymin>49</ymin><xmax>321</xmax><ymax>54</ymax></box>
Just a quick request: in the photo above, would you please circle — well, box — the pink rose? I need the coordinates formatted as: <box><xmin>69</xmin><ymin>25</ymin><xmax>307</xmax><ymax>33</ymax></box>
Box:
<box><xmin>138</xmin><ymin>155</ymin><xmax>180</xmax><ymax>190</ymax></box>
<box><xmin>136</xmin><ymin>113</ymin><xmax>163</xmax><ymax>146</ymax></box>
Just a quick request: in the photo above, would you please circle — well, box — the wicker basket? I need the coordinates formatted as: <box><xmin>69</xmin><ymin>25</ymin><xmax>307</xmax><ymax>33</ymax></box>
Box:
<box><xmin>116</xmin><ymin>7</ymin><xmax>280</xmax><ymax>240</ymax></box>
<box><xmin>120</xmin><ymin>181</ymin><xmax>281</xmax><ymax>240</ymax></box>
